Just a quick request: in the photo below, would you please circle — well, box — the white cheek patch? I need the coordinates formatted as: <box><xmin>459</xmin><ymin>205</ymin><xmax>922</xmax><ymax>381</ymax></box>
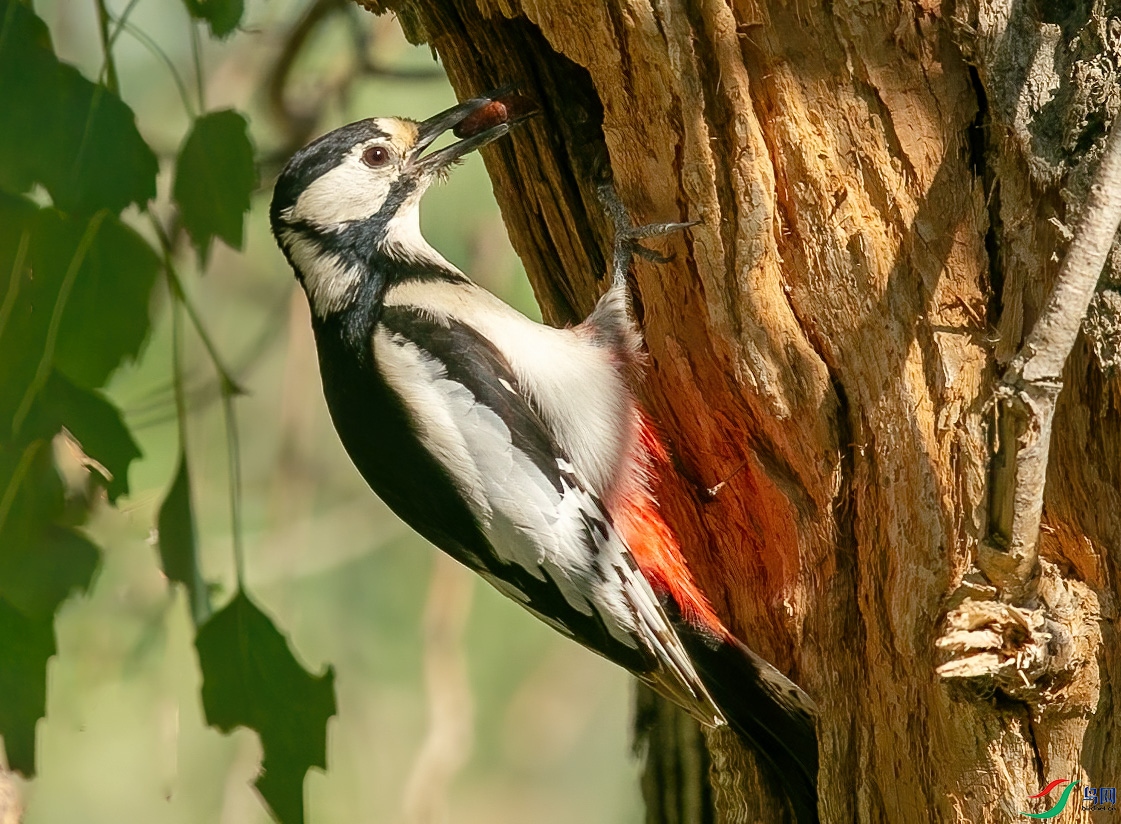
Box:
<box><xmin>289</xmin><ymin>145</ymin><xmax>398</xmax><ymax>228</ymax></box>
<box><xmin>282</xmin><ymin>230</ymin><xmax>362</xmax><ymax>316</ymax></box>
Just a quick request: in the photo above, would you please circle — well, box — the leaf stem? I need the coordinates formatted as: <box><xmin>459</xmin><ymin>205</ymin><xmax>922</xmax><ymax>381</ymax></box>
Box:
<box><xmin>148</xmin><ymin>214</ymin><xmax>244</xmax><ymax>395</ymax></box>
<box><xmin>171</xmin><ymin>296</ymin><xmax>190</xmax><ymax>454</ymax></box>
<box><xmin>221</xmin><ymin>392</ymin><xmax>246</xmax><ymax>587</ymax></box>
<box><xmin>0</xmin><ymin>440</ymin><xmax>45</xmax><ymax>539</ymax></box>
<box><xmin>113</xmin><ymin>15</ymin><xmax>196</xmax><ymax>118</ymax></box>
<box><xmin>106</xmin><ymin>0</ymin><xmax>142</xmax><ymax>49</ymax></box>
<box><xmin>190</xmin><ymin>21</ymin><xmax>206</xmax><ymax>114</ymax></box>
<box><xmin>170</xmin><ymin>301</ymin><xmax>213</xmax><ymax>625</ymax></box>
<box><xmin>0</xmin><ymin>228</ymin><xmax>30</xmax><ymax>344</ymax></box>
<box><xmin>94</xmin><ymin>0</ymin><xmax>120</xmax><ymax>94</ymax></box>
<box><xmin>154</xmin><ymin>212</ymin><xmax>246</xmax><ymax>591</ymax></box>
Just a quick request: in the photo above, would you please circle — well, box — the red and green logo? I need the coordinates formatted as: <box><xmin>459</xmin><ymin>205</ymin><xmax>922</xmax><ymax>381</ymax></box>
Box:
<box><xmin>1020</xmin><ymin>779</ymin><xmax>1079</xmax><ymax>819</ymax></box>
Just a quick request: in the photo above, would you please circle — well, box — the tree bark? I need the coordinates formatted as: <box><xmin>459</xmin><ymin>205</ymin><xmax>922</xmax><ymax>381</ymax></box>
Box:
<box><xmin>357</xmin><ymin>0</ymin><xmax>1121</xmax><ymax>820</ymax></box>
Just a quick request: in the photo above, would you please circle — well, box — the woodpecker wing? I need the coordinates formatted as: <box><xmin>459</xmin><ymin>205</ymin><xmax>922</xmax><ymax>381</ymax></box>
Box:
<box><xmin>369</xmin><ymin>302</ymin><xmax>722</xmax><ymax>723</ymax></box>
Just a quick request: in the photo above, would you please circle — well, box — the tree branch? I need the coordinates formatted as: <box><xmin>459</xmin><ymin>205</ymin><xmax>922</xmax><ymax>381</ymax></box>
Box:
<box><xmin>400</xmin><ymin>554</ymin><xmax>475</xmax><ymax>824</ymax></box>
<box><xmin>979</xmin><ymin>118</ymin><xmax>1121</xmax><ymax>603</ymax></box>
<box><xmin>0</xmin><ymin>767</ymin><xmax>22</xmax><ymax>824</ymax></box>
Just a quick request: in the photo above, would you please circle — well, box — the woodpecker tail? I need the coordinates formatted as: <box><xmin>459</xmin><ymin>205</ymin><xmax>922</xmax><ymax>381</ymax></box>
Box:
<box><xmin>669</xmin><ymin>607</ymin><xmax>820</xmax><ymax>824</ymax></box>
<box><xmin>613</xmin><ymin>414</ymin><xmax>819</xmax><ymax>824</ymax></box>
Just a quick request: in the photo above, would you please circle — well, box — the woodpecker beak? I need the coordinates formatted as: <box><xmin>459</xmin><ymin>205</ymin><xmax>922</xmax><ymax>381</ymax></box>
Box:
<box><xmin>410</xmin><ymin>91</ymin><xmax>530</xmax><ymax>174</ymax></box>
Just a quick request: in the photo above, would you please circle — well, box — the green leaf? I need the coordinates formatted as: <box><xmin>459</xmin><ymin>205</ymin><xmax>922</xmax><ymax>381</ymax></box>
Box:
<box><xmin>0</xmin><ymin>598</ymin><xmax>55</xmax><ymax>775</ymax></box>
<box><xmin>0</xmin><ymin>209</ymin><xmax>160</xmax><ymax>431</ymax></box>
<box><xmin>36</xmin><ymin>210</ymin><xmax>160</xmax><ymax>389</ymax></box>
<box><xmin>0</xmin><ymin>440</ymin><xmax>64</xmax><ymax>544</ymax></box>
<box><xmin>196</xmin><ymin>590</ymin><xmax>336</xmax><ymax>824</ymax></box>
<box><xmin>0</xmin><ymin>525</ymin><xmax>99</xmax><ymax>622</ymax></box>
<box><xmin>0</xmin><ymin>444</ymin><xmax>100</xmax><ymax>621</ymax></box>
<box><xmin>173</xmin><ymin>110</ymin><xmax>257</xmax><ymax>263</ymax></box>
<box><xmin>0</xmin><ymin>0</ymin><xmax>158</xmax><ymax>213</ymax></box>
<box><xmin>51</xmin><ymin>212</ymin><xmax>161</xmax><ymax>387</ymax></box>
<box><xmin>0</xmin><ymin>195</ymin><xmax>43</xmax><ymax>429</ymax></box>
<box><xmin>182</xmin><ymin>0</ymin><xmax>244</xmax><ymax>40</ymax></box>
<box><xmin>31</xmin><ymin>371</ymin><xmax>142</xmax><ymax>502</ymax></box>
<box><xmin>0</xmin><ymin>440</ymin><xmax>98</xmax><ymax>776</ymax></box>
<box><xmin>157</xmin><ymin>453</ymin><xmax>209</xmax><ymax>624</ymax></box>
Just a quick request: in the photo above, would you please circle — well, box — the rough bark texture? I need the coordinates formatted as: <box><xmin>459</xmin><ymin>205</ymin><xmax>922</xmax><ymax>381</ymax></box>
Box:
<box><xmin>357</xmin><ymin>0</ymin><xmax>1121</xmax><ymax>820</ymax></box>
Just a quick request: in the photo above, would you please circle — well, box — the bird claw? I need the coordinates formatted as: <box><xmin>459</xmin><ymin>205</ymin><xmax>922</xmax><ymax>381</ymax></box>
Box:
<box><xmin>623</xmin><ymin>219</ymin><xmax>700</xmax><ymax>242</ymax></box>
<box><xmin>596</xmin><ymin>182</ymin><xmax>697</xmax><ymax>287</ymax></box>
<box><xmin>632</xmin><ymin>243</ymin><xmax>673</xmax><ymax>265</ymax></box>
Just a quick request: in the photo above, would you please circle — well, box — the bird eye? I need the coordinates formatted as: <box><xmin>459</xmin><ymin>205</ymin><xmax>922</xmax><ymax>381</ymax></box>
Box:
<box><xmin>362</xmin><ymin>145</ymin><xmax>391</xmax><ymax>168</ymax></box>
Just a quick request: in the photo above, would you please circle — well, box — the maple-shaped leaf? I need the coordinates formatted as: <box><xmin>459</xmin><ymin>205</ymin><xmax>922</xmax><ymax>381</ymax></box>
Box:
<box><xmin>0</xmin><ymin>0</ymin><xmax>158</xmax><ymax>213</ymax></box>
<box><xmin>173</xmin><ymin>110</ymin><xmax>257</xmax><ymax>264</ymax></box>
<box><xmin>195</xmin><ymin>589</ymin><xmax>336</xmax><ymax>824</ymax></box>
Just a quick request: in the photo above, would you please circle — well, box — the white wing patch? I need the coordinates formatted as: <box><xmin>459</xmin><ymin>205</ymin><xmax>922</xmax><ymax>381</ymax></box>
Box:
<box><xmin>374</xmin><ymin>326</ymin><xmax>623</xmax><ymax>626</ymax></box>
<box><xmin>373</xmin><ymin>326</ymin><xmax>489</xmax><ymax>517</ymax></box>
<box><xmin>559</xmin><ymin>472</ymin><xmax>724</xmax><ymax>721</ymax></box>
<box><xmin>375</xmin><ymin>321</ymin><xmax>723</xmax><ymax>723</ymax></box>
<box><xmin>383</xmin><ymin>279</ymin><xmax>640</xmax><ymax>506</ymax></box>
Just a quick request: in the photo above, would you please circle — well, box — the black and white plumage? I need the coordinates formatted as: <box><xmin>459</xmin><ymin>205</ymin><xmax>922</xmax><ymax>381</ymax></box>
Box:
<box><xmin>271</xmin><ymin>94</ymin><xmax>819</xmax><ymax>823</ymax></box>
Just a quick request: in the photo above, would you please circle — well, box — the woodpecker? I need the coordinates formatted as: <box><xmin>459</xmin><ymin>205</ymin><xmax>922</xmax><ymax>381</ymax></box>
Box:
<box><xmin>271</xmin><ymin>93</ymin><xmax>819</xmax><ymax>822</ymax></box>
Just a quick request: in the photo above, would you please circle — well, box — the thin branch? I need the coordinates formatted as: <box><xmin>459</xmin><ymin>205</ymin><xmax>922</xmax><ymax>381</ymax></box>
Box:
<box><xmin>112</xmin><ymin>14</ymin><xmax>196</xmax><ymax>117</ymax></box>
<box><xmin>105</xmin><ymin>0</ymin><xmax>143</xmax><ymax>50</ymax></box>
<box><xmin>263</xmin><ymin>0</ymin><xmax>443</xmax><ymax>168</ymax></box>
<box><xmin>0</xmin><ymin>765</ymin><xmax>23</xmax><ymax>824</ymax></box>
<box><xmin>152</xmin><ymin>211</ymin><xmax>248</xmax><ymax>589</ymax></box>
<box><xmin>400</xmin><ymin>554</ymin><xmax>475</xmax><ymax>824</ymax></box>
<box><xmin>125</xmin><ymin>290</ymin><xmax>290</xmax><ymax>430</ymax></box>
<box><xmin>266</xmin><ymin>0</ymin><xmax>344</xmax><ymax>148</ymax></box>
<box><xmin>349</xmin><ymin>4</ymin><xmax>444</xmax><ymax>82</ymax></box>
<box><xmin>169</xmin><ymin>301</ymin><xmax>214</xmax><ymax>626</ymax></box>
<box><xmin>980</xmin><ymin>118</ymin><xmax>1121</xmax><ymax>602</ymax></box>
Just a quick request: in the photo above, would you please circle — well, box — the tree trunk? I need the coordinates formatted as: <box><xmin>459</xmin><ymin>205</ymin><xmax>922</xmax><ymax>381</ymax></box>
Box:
<box><xmin>358</xmin><ymin>0</ymin><xmax>1121</xmax><ymax>820</ymax></box>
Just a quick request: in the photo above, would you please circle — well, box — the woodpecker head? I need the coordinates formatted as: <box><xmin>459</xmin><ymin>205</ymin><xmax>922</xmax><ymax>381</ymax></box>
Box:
<box><xmin>270</xmin><ymin>95</ymin><xmax>520</xmax><ymax>317</ymax></box>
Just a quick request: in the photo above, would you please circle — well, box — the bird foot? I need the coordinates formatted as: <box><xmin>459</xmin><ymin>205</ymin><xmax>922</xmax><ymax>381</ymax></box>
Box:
<box><xmin>596</xmin><ymin>182</ymin><xmax>698</xmax><ymax>287</ymax></box>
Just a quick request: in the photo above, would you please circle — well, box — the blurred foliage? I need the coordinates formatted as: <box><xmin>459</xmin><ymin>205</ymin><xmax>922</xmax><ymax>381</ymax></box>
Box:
<box><xmin>0</xmin><ymin>0</ymin><xmax>642</xmax><ymax>822</ymax></box>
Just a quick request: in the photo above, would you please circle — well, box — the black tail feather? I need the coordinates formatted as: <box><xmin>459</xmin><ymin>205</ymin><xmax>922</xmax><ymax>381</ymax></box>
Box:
<box><xmin>674</xmin><ymin>618</ymin><xmax>820</xmax><ymax>824</ymax></box>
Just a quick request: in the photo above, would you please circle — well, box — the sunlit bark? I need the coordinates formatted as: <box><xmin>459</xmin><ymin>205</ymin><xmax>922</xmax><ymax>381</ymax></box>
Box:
<box><xmin>359</xmin><ymin>1</ymin><xmax>1121</xmax><ymax>820</ymax></box>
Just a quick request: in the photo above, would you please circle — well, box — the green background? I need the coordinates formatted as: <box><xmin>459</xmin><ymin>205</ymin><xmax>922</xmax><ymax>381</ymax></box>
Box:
<box><xmin>10</xmin><ymin>0</ymin><xmax>643</xmax><ymax>821</ymax></box>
